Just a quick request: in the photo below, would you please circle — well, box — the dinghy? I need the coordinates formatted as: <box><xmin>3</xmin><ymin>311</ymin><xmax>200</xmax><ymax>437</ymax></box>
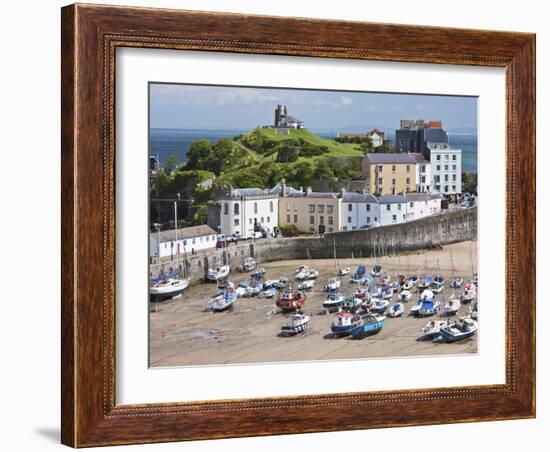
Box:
<box><xmin>251</xmin><ymin>268</ymin><xmax>267</xmax><ymax>278</ymax></box>
<box><xmin>381</xmin><ymin>287</ymin><xmax>393</xmax><ymax>300</ymax></box>
<box><xmin>417</xmin><ymin>275</ymin><xmax>433</xmax><ymax>292</ymax></box>
<box><xmin>350</xmin><ymin>313</ymin><xmax>386</xmax><ymax>339</ymax></box>
<box><xmin>280</xmin><ymin>311</ymin><xmax>311</xmax><ymax>336</ymax></box>
<box><xmin>338</xmin><ymin>267</ymin><xmax>350</xmax><ymax>276</ymax></box>
<box><xmin>371</xmin><ymin>264</ymin><xmax>383</xmax><ymax>277</ymax></box>
<box><xmin>275</xmin><ymin>289</ymin><xmax>305</xmax><ymax>312</ymax></box>
<box><xmin>435</xmin><ymin>316</ymin><xmax>478</xmax><ymax>342</ymax></box>
<box><xmin>409</xmin><ymin>275</ymin><xmax>419</xmax><ymax>286</ymax></box>
<box><xmin>323</xmin><ymin>294</ymin><xmax>345</xmax><ymax>312</ymax></box>
<box><xmin>419</xmin><ymin>320</ymin><xmax>448</xmax><ymax>340</ymax></box>
<box><xmin>388</xmin><ymin>302</ymin><xmax>405</xmax><ymax>318</ymax></box>
<box><xmin>399</xmin><ymin>289</ymin><xmax>413</xmax><ymax>302</ymax></box>
<box><xmin>298</xmin><ymin>279</ymin><xmax>314</xmax><ymax>291</ymax></box>
<box><xmin>431</xmin><ymin>280</ymin><xmax>444</xmax><ymax>294</ymax></box>
<box><xmin>401</xmin><ymin>280</ymin><xmax>413</xmax><ymax>291</ymax></box>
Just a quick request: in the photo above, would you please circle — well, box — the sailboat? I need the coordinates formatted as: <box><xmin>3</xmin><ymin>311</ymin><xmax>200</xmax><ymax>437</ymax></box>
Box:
<box><xmin>449</xmin><ymin>248</ymin><xmax>463</xmax><ymax>288</ymax></box>
<box><xmin>150</xmin><ymin>201</ymin><xmax>189</xmax><ymax>300</ymax></box>
<box><xmin>207</xmin><ymin>282</ymin><xmax>237</xmax><ymax>312</ymax></box>
<box><xmin>442</xmin><ymin>295</ymin><xmax>461</xmax><ymax>316</ymax></box>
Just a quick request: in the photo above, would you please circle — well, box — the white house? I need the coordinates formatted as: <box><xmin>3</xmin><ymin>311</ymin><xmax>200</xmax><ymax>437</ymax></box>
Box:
<box><xmin>341</xmin><ymin>192</ymin><xmax>380</xmax><ymax>230</ymax></box>
<box><xmin>378</xmin><ymin>195</ymin><xmax>408</xmax><ymax>226</ymax></box>
<box><xmin>428</xmin><ymin>143</ymin><xmax>462</xmax><ymax>195</ymax></box>
<box><xmin>149</xmin><ymin>224</ymin><xmax>217</xmax><ymax>258</ymax></box>
<box><xmin>410</xmin><ymin>153</ymin><xmax>431</xmax><ymax>192</ymax></box>
<box><xmin>405</xmin><ymin>192</ymin><xmax>443</xmax><ymax>221</ymax></box>
<box><xmin>367</xmin><ymin>129</ymin><xmax>385</xmax><ymax>148</ymax></box>
<box><xmin>219</xmin><ymin>188</ymin><xmax>279</xmax><ymax>237</ymax></box>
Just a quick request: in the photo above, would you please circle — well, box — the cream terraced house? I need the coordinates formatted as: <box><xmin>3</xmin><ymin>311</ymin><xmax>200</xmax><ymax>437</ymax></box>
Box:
<box><xmin>361</xmin><ymin>153</ymin><xmax>417</xmax><ymax>195</ymax></box>
<box><xmin>279</xmin><ymin>187</ymin><xmax>342</xmax><ymax>233</ymax></box>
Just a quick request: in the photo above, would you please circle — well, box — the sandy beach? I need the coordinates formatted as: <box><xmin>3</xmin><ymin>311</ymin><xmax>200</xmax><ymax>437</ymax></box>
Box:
<box><xmin>149</xmin><ymin>240</ymin><xmax>478</xmax><ymax>367</ymax></box>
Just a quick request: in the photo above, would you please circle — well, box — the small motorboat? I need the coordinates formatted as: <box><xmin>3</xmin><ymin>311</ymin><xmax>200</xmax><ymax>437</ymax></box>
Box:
<box><xmin>273</xmin><ymin>277</ymin><xmax>289</xmax><ymax>288</ymax></box>
<box><xmin>338</xmin><ymin>267</ymin><xmax>350</xmax><ymax>276</ymax></box>
<box><xmin>323</xmin><ymin>294</ymin><xmax>344</xmax><ymax>312</ymax></box>
<box><xmin>263</xmin><ymin>287</ymin><xmax>277</xmax><ymax>298</ymax></box>
<box><xmin>409</xmin><ymin>299</ymin><xmax>423</xmax><ymax>316</ymax></box>
<box><xmin>237</xmin><ymin>257</ymin><xmax>256</xmax><ymax>273</ymax></box>
<box><xmin>251</xmin><ymin>268</ymin><xmax>267</xmax><ymax>279</ymax></box>
<box><xmin>409</xmin><ymin>275</ymin><xmax>419</xmax><ymax>286</ymax></box>
<box><xmin>280</xmin><ymin>311</ymin><xmax>311</xmax><ymax>336</ymax></box>
<box><xmin>442</xmin><ymin>296</ymin><xmax>461</xmax><ymax>316</ymax></box>
<box><xmin>389</xmin><ymin>282</ymin><xmax>400</xmax><ymax>293</ymax></box>
<box><xmin>399</xmin><ymin>289</ymin><xmax>413</xmax><ymax>302</ymax></box>
<box><xmin>431</xmin><ymin>280</ymin><xmax>444</xmax><ymax>294</ymax></box>
<box><xmin>243</xmin><ymin>282</ymin><xmax>263</xmax><ymax>297</ymax></box>
<box><xmin>381</xmin><ymin>287</ymin><xmax>393</xmax><ymax>300</ymax></box>
<box><xmin>419</xmin><ymin>320</ymin><xmax>448</xmax><ymax>340</ymax></box>
<box><xmin>370</xmin><ymin>298</ymin><xmax>390</xmax><ymax>313</ymax></box>
<box><xmin>417</xmin><ymin>275</ymin><xmax>433</xmax><ymax>292</ymax></box>
<box><xmin>435</xmin><ymin>316</ymin><xmax>478</xmax><ymax>342</ymax></box>
<box><xmin>350</xmin><ymin>313</ymin><xmax>385</xmax><ymax>339</ymax></box>
<box><xmin>207</xmin><ymin>265</ymin><xmax>230</xmax><ymax>282</ymax></box>
<box><xmin>433</xmin><ymin>275</ymin><xmax>445</xmax><ymax>285</ymax></box>
<box><xmin>371</xmin><ymin>264</ymin><xmax>383</xmax><ymax>277</ymax></box>
<box><xmin>296</xmin><ymin>267</ymin><xmax>319</xmax><ymax>280</ymax></box>
<box><xmin>341</xmin><ymin>294</ymin><xmax>362</xmax><ymax>312</ymax></box>
<box><xmin>469</xmin><ymin>300</ymin><xmax>478</xmax><ymax>320</ymax></box>
<box><xmin>362</xmin><ymin>274</ymin><xmax>374</xmax><ymax>286</ymax></box>
<box><xmin>331</xmin><ymin>311</ymin><xmax>363</xmax><ymax>337</ymax></box>
<box><xmin>298</xmin><ymin>279</ymin><xmax>315</xmax><ymax>291</ymax></box>
<box><xmin>410</xmin><ymin>290</ymin><xmax>435</xmax><ymax>316</ymax></box>
<box><xmin>235</xmin><ymin>282</ymin><xmax>249</xmax><ymax>298</ymax></box>
<box><xmin>149</xmin><ymin>277</ymin><xmax>189</xmax><ymax>299</ymax></box>
<box><xmin>207</xmin><ymin>283</ymin><xmax>237</xmax><ymax>312</ymax></box>
<box><xmin>401</xmin><ymin>280</ymin><xmax>413</xmax><ymax>291</ymax></box>
<box><xmin>388</xmin><ymin>302</ymin><xmax>405</xmax><ymax>318</ymax></box>
<box><xmin>350</xmin><ymin>265</ymin><xmax>367</xmax><ymax>283</ymax></box>
<box><xmin>324</xmin><ymin>278</ymin><xmax>341</xmax><ymax>292</ymax></box>
<box><xmin>416</xmin><ymin>299</ymin><xmax>440</xmax><ymax>317</ymax></box>
<box><xmin>276</xmin><ymin>289</ymin><xmax>305</xmax><ymax>312</ymax></box>
<box><xmin>451</xmin><ymin>277</ymin><xmax>464</xmax><ymax>289</ymax></box>
<box><xmin>381</xmin><ymin>274</ymin><xmax>391</xmax><ymax>285</ymax></box>
<box><xmin>263</xmin><ymin>280</ymin><xmax>276</xmax><ymax>289</ymax></box>
<box><xmin>460</xmin><ymin>283</ymin><xmax>477</xmax><ymax>303</ymax></box>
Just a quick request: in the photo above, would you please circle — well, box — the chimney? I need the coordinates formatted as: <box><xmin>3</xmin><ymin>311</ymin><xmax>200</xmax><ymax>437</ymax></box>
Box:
<box><xmin>281</xmin><ymin>178</ymin><xmax>287</xmax><ymax>197</ymax></box>
<box><xmin>340</xmin><ymin>187</ymin><xmax>346</xmax><ymax>198</ymax></box>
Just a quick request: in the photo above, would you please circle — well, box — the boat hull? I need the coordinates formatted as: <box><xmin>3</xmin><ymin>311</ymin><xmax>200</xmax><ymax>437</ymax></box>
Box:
<box><xmin>350</xmin><ymin>320</ymin><xmax>384</xmax><ymax>339</ymax></box>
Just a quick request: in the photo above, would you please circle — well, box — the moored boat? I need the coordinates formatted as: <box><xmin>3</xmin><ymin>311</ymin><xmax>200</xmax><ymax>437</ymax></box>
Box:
<box><xmin>451</xmin><ymin>277</ymin><xmax>464</xmax><ymax>289</ymax></box>
<box><xmin>150</xmin><ymin>277</ymin><xmax>189</xmax><ymax>300</ymax></box>
<box><xmin>370</xmin><ymin>298</ymin><xmax>390</xmax><ymax>313</ymax></box>
<box><xmin>262</xmin><ymin>287</ymin><xmax>277</xmax><ymax>298</ymax></box>
<box><xmin>350</xmin><ymin>313</ymin><xmax>386</xmax><ymax>339</ymax></box>
<box><xmin>338</xmin><ymin>267</ymin><xmax>350</xmax><ymax>276</ymax></box>
<box><xmin>331</xmin><ymin>311</ymin><xmax>363</xmax><ymax>337</ymax></box>
<box><xmin>460</xmin><ymin>283</ymin><xmax>477</xmax><ymax>303</ymax></box>
<box><xmin>237</xmin><ymin>257</ymin><xmax>257</xmax><ymax>273</ymax></box>
<box><xmin>442</xmin><ymin>295</ymin><xmax>461</xmax><ymax>316</ymax></box>
<box><xmin>399</xmin><ymin>289</ymin><xmax>413</xmax><ymax>302</ymax></box>
<box><xmin>435</xmin><ymin>316</ymin><xmax>478</xmax><ymax>342</ymax></box>
<box><xmin>280</xmin><ymin>311</ymin><xmax>311</xmax><ymax>336</ymax></box>
<box><xmin>323</xmin><ymin>294</ymin><xmax>344</xmax><ymax>312</ymax></box>
<box><xmin>324</xmin><ymin>278</ymin><xmax>341</xmax><ymax>292</ymax></box>
<box><xmin>388</xmin><ymin>302</ymin><xmax>405</xmax><ymax>318</ymax></box>
<box><xmin>371</xmin><ymin>264</ymin><xmax>383</xmax><ymax>277</ymax></box>
<box><xmin>419</xmin><ymin>320</ymin><xmax>448</xmax><ymax>340</ymax></box>
<box><xmin>276</xmin><ymin>289</ymin><xmax>305</xmax><ymax>312</ymax></box>
<box><xmin>350</xmin><ymin>265</ymin><xmax>367</xmax><ymax>283</ymax></box>
<box><xmin>298</xmin><ymin>279</ymin><xmax>315</xmax><ymax>291</ymax></box>
<box><xmin>416</xmin><ymin>299</ymin><xmax>440</xmax><ymax>317</ymax></box>
<box><xmin>207</xmin><ymin>265</ymin><xmax>230</xmax><ymax>282</ymax></box>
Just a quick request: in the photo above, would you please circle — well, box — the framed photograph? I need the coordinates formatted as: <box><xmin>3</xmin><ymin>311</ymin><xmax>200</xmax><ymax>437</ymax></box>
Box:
<box><xmin>61</xmin><ymin>3</ymin><xmax>536</xmax><ymax>447</ymax></box>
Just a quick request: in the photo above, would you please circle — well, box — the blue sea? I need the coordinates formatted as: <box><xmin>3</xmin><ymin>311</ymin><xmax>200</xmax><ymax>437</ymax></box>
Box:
<box><xmin>150</xmin><ymin>128</ymin><xmax>478</xmax><ymax>173</ymax></box>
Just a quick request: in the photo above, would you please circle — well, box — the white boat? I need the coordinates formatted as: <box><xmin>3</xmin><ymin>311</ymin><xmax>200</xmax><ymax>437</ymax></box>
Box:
<box><xmin>381</xmin><ymin>287</ymin><xmax>393</xmax><ymax>300</ymax></box>
<box><xmin>435</xmin><ymin>316</ymin><xmax>478</xmax><ymax>342</ymax></box>
<box><xmin>442</xmin><ymin>296</ymin><xmax>461</xmax><ymax>316</ymax></box>
<box><xmin>451</xmin><ymin>277</ymin><xmax>464</xmax><ymax>289</ymax></box>
<box><xmin>263</xmin><ymin>287</ymin><xmax>277</xmax><ymax>298</ymax></box>
<box><xmin>235</xmin><ymin>282</ymin><xmax>250</xmax><ymax>298</ymax></box>
<box><xmin>338</xmin><ymin>267</ymin><xmax>350</xmax><ymax>276</ymax></box>
<box><xmin>401</xmin><ymin>280</ymin><xmax>413</xmax><ymax>291</ymax></box>
<box><xmin>388</xmin><ymin>302</ymin><xmax>405</xmax><ymax>318</ymax></box>
<box><xmin>150</xmin><ymin>278</ymin><xmax>189</xmax><ymax>298</ymax></box>
<box><xmin>207</xmin><ymin>265</ymin><xmax>230</xmax><ymax>282</ymax></box>
<box><xmin>399</xmin><ymin>289</ymin><xmax>413</xmax><ymax>302</ymax></box>
<box><xmin>295</xmin><ymin>267</ymin><xmax>312</xmax><ymax>280</ymax></box>
<box><xmin>280</xmin><ymin>312</ymin><xmax>311</xmax><ymax>336</ymax></box>
<box><xmin>420</xmin><ymin>320</ymin><xmax>448</xmax><ymax>340</ymax></box>
<box><xmin>370</xmin><ymin>298</ymin><xmax>390</xmax><ymax>313</ymax></box>
<box><xmin>469</xmin><ymin>300</ymin><xmax>478</xmax><ymax>320</ymax></box>
<box><xmin>431</xmin><ymin>281</ymin><xmax>444</xmax><ymax>294</ymax></box>
<box><xmin>460</xmin><ymin>283</ymin><xmax>477</xmax><ymax>303</ymax></box>
<box><xmin>273</xmin><ymin>277</ymin><xmax>289</xmax><ymax>288</ymax></box>
<box><xmin>208</xmin><ymin>283</ymin><xmax>237</xmax><ymax>312</ymax></box>
<box><xmin>298</xmin><ymin>279</ymin><xmax>315</xmax><ymax>291</ymax></box>
<box><xmin>237</xmin><ymin>257</ymin><xmax>256</xmax><ymax>273</ymax></box>
<box><xmin>325</xmin><ymin>278</ymin><xmax>341</xmax><ymax>291</ymax></box>
<box><xmin>323</xmin><ymin>294</ymin><xmax>344</xmax><ymax>312</ymax></box>
<box><xmin>409</xmin><ymin>299</ymin><xmax>423</xmax><ymax>316</ymax></box>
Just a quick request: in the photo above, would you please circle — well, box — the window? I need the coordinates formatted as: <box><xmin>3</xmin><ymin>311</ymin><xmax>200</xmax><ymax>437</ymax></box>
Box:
<box><xmin>249</xmin><ymin>218</ymin><xmax>253</xmax><ymax>224</ymax></box>
<box><xmin>261</xmin><ymin>217</ymin><xmax>264</xmax><ymax>223</ymax></box>
<box><xmin>421</xmin><ymin>176</ymin><xmax>426</xmax><ymax>183</ymax></box>
<box><xmin>392</xmin><ymin>165</ymin><xmax>396</xmax><ymax>172</ymax></box>
<box><xmin>192</xmin><ymin>238</ymin><xmax>196</xmax><ymax>244</ymax></box>
<box><xmin>309</xmin><ymin>215</ymin><xmax>315</xmax><ymax>225</ymax></box>
<box><xmin>348</xmin><ymin>216</ymin><xmax>352</xmax><ymax>223</ymax></box>
<box><xmin>320</xmin><ymin>216</ymin><xmax>325</xmax><ymax>224</ymax></box>
<box><xmin>367</xmin><ymin>216</ymin><xmax>370</xmax><ymax>223</ymax></box>
<box><xmin>328</xmin><ymin>216</ymin><xmax>334</xmax><ymax>225</ymax></box>
<box><xmin>445</xmin><ymin>154</ymin><xmax>449</xmax><ymax>160</ymax></box>
<box><xmin>392</xmin><ymin>214</ymin><xmax>397</xmax><ymax>221</ymax></box>
<box><xmin>445</xmin><ymin>175</ymin><xmax>449</xmax><ymax>182</ymax></box>
<box><xmin>348</xmin><ymin>203</ymin><xmax>352</xmax><ymax>211</ymax></box>
<box><xmin>234</xmin><ymin>218</ymin><xmax>239</xmax><ymax>226</ymax></box>
<box><xmin>374</xmin><ymin>217</ymin><xmax>378</xmax><ymax>222</ymax></box>
<box><xmin>366</xmin><ymin>204</ymin><xmax>371</xmax><ymax>211</ymax></box>
<box><xmin>436</xmin><ymin>165</ymin><xmax>440</xmax><ymax>171</ymax></box>
<box><xmin>234</xmin><ymin>203</ymin><xmax>239</xmax><ymax>215</ymax></box>
<box><xmin>378</xmin><ymin>177</ymin><xmax>383</xmax><ymax>185</ymax></box>
<box><xmin>327</xmin><ymin>205</ymin><xmax>334</xmax><ymax>214</ymax></box>
<box><xmin>406</xmin><ymin>165</ymin><xmax>410</xmax><ymax>172</ymax></box>
<box><xmin>386</xmin><ymin>204</ymin><xmax>391</xmax><ymax>211</ymax></box>
<box><xmin>437</xmin><ymin>155</ymin><xmax>441</xmax><ymax>160</ymax></box>
<box><xmin>286</xmin><ymin>202</ymin><xmax>290</xmax><ymax>211</ymax></box>
<box><xmin>452</xmin><ymin>174</ymin><xmax>456</xmax><ymax>181</ymax></box>
<box><xmin>294</xmin><ymin>214</ymin><xmax>298</xmax><ymax>222</ymax></box>
<box><xmin>318</xmin><ymin>205</ymin><xmax>324</xmax><ymax>213</ymax></box>
<box><xmin>308</xmin><ymin>204</ymin><xmax>315</xmax><ymax>213</ymax></box>
<box><xmin>406</xmin><ymin>177</ymin><xmax>410</xmax><ymax>184</ymax></box>
<box><xmin>206</xmin><ymin>236</ymin><xmax>209</xmax><ymax>241</ymax></box>
<box><xmin>267</xmin><ymin>216</ymin><xmax>270</xmax><ymax>223</ymax></box>
<box><xmin>378</xmin><ymin>165</ymin><xmax>383</xmax><ymax>172</ymax></box>
<box><xmin>391</xmin><ymin>178</ymin><xmax>396</xmax><ymax>185</ymax></box>
<box><xmin>223</xmin><ymin>203</ymin><xmax>229</xmax><ymax>215</ymax></box>
<box><xmin>444</xmin><ymin>165</ymin><xmax>449</xmax><ymax>171</ymax></box>
<box><xmin>269</xmin><ymin>201</ymin><xmax>274</xmax><ymax>213</ymax></box>
<box><xmin>452</xmin><ymin>155</ymin><xmax>457</xmax><ymax>161</ymax></box>
<box><xmin>444</xmin><ymin>185</ymin><xmax>449</xmax><ymax>193</ymax></box>
<box><xmin>254</xmin><ymin>202</ymin><xmax>258</xmax><ymax>214</ymax></box>
<box><xmin>287</xmin><ymin>214</ymin><xmax>291</xmax><ymax>222</ymax></box>
<box><xmin>398</xmin><ymin>203</ymin><xmax>402</xmax><ymax>210</ymax></box>
<box><xmin>421</xmin><ymin>165</ymin><xmax>425</xmax><ymax>173</ymax></box>
<box><xmin>391</xmin><ymin>187</ymin><xmax>396</xmax><ymax>195</ymax></box>
<box><xmin>402</xmin><ymin>214</ymin><xmax>406</xmax><ymax>220</ymax></box>
<box><xmin>452</xmin><ymin>185</ymin><xmax>456</xmax><ymax>191</ymax></box>
<box><xmin>294</xmin><ymin>203</ymin><xmax>298</xmax><ymax>211</ymax></box>
<box><xmin>434</xmin><ymin>175</ymin><xmax>440</xmax><ymax>182</ymax></box>
<box><xmin>452</xmin><ymin>164</ymin><xmax>456</xmax><ymax>170</ymax></box>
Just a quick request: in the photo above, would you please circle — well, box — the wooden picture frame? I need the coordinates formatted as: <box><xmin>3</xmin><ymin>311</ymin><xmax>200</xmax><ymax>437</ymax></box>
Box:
<box><xmin>61</xmin><ymin>3</ymin><xmax>536</xmax><ymax>447</ymax></box>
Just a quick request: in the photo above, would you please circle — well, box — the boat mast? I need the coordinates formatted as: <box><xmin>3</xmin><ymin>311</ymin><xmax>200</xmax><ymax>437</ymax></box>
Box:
<box><xmin>174</xmin><ymin>200</ymin><xmax>179</xmax><ymax>279</ymax></box>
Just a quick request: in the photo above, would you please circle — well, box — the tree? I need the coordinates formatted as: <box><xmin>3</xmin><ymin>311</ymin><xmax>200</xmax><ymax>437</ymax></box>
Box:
<box><xmin>275</xmin><ymin>143</ymin><xmax>299</xmax><ymax>163</ymax></box>
<box><xmin>185</xmin><ymin>140</ymin><xmax>212</xmax><ymax>170</ymax></box>
<box><xmin>462</xmin><ymin>172</ymin><xmax>478</xmax><ymax>194</ymax></box>
<box><xmin>163</xmin><ymin>153</ymin><xmax>180</xmax><ymax>174</ymax></box>
<box><xmin>360</xmin><ymin>137</ymin><xmax>374</xmax><ymax>155</ymax></box>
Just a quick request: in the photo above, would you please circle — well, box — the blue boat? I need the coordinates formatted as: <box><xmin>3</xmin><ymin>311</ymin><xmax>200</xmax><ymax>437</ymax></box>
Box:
<box><xmin>350</xmin><ymin>265</ymin><xmax>366</xmax><ymax>282</ymax></box>
<box><xmin>435</xmin><ymin>317</ymin><xmax>478</xmax><ymax>342</ymax></box>
<box><xmin>416</xmin><ymin>299</ymin><xmax>440</xmax><ymax>317</ymax></box>
<box><xmin>371</xmin><ymin>264</ymin><xmax>383</xmax><ymax>277</ymax></box>
<box><xmin>350</xmin><ymin>314</ymin><xmax>386</xmax><ymax>339</ymax></box>
<box><xmin>362</xmin><ymin>274</ymin><xmax>374</xmax><ymax>286</ymax></box>
<box><xmin>330</xmin><ymin>312</ymin><xmax>363</xmax><ymax>337</ymax></box>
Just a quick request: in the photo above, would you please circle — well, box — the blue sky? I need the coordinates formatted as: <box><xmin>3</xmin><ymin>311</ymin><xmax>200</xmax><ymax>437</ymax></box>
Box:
<box><xmin>149</xmin><ymin>83</ymin><xmax>477</xmax><ymax>133</ymax></box>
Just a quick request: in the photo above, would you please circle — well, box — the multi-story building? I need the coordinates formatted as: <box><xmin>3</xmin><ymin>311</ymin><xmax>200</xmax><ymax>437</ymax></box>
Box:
<box><xmin>341</xmin><ymin>192</ymin><xmax>380</xmax><ymax>230</ymax></box>
<box><xmin>410</xmin><ymin>153</ymin><xmax>431</xmax><ymax>192</ymax></box>
<box><xmin>274</xmin><ymin>104</ymin><xmax>305</xmax><ymax>129</ymax></box>
<box><xmin>395</xmin><ymin>119</ymin><xmax>449</xmax><ymax>159</ymax></box>
<box><xmin>428</xmin><ymin>143</ymin><xmax>462</xmax><ymax>195</ymax></box>
<box><xmin>149</xmin><ymin>224</ymin><xmax>217</xmax><ymax>258</ymax></box>
<box><xmin>404</xmin><ymin>193</ymin><xmax>443</xmax><ymax>221</ymax></box>
<box><xmin>219</xmin><ymin>188</ymin><xmax>279</xmax><ymax>237</ymax></box>
<box><xmin>279</xmin><ymin>187</ymin><xmax>342</xmax><ymax>233</ymax></box>
<box><xmin>378</xmin><ymin>195</ymin><xmax>408</xmax><ymax>225</ymax></box>
<box><xmin>361</xmin><ymin>153</ymin><xmax>417</xmax><ymax>195</ymax></box>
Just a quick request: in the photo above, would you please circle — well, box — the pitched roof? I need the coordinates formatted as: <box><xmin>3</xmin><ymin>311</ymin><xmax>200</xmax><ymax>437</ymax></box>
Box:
<box><xmin>366</xmin><ymin>153</ymin><xmax>417</xmax><ymax>164</ymax></box>
<box><xmin>285</xmin><ymin>191</ymin><xmax>339</xmax><ymax>199</ymax></box>
<box><xmin>409</xmin><ymin>153</ymin><xmax>429</xmax><ymax>163</ymax></box>
<box><xmin>405</xmin><ymin>192</ymin><xmax>443</xmax><ymax>201</ymax></box>
<box><xmin>155</xmin><ymin>225</ymin><xmax>217</xmax><ymax>242</ymax></box>
<box><xmin>378</xmin><ymin>195</ymin><xmax>407</xmax><ymax>204</ymax></box>
<box><xmin>343</xmin><ymin>192</ymin><xmax>378</xmax><ymax>203</ymax></box>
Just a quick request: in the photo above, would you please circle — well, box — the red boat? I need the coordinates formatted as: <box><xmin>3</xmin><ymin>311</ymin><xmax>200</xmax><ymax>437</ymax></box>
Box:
<box><xmin>276</xmin><ymin>289</ymin><xmax>305</xmax><ymax>312</ymax></box>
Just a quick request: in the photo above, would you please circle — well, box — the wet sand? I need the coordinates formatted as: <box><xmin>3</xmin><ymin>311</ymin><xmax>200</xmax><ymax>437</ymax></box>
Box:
<box><xmin>149</xmin><ymin>241</ymin><xmax>478</xmax><ymax>367</ymax></box>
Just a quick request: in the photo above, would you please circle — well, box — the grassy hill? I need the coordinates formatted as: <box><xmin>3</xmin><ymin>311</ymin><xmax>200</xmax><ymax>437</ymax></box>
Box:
<box><xmin>238</xmin><ymin>127</ymin><xmax>364</xmax><ymax>161</ymax></box>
